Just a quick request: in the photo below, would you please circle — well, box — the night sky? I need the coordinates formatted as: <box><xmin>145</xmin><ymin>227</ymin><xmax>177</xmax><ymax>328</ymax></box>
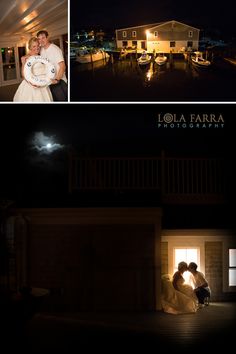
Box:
<box><xmin>71</xmin><ymin>0</ymin><xmax>235</xmax><ymax>36</ymax></box>
<box><xmin>1</xmin><ymin>104</ymin><xmax>235</xmax><ymax>207</ymax></box>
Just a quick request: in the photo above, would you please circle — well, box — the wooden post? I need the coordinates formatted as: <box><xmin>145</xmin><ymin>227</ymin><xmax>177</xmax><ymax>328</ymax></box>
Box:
<box><xmin>110</xmin><ymin>53</ymin><xmax>114</xmax><ymax>64</ymax></box>
<box><xmin>90</xmin><ymin>51</ymin><xmax>93</xmax><ymax>63</ymax></box>
<box><xmin>154</xmin><ymin>222</ymin><xmax>162</xmax><ymax>310</ymax></box>
<box><xmin>161</xmin><ymin>150</ymin><xmax>166</xmax><ymax>200</ymax></box>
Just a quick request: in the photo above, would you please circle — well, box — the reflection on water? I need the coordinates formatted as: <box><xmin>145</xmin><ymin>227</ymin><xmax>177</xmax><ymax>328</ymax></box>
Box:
<box><xmin>71</xmin><ymin>56</ymin><xmax>236</xmax><ymax>101</ymax></box>
<box><xmin>74</xmin><ymin>58</ymin><xmax>109</xmax><ymax>71</ymax></box>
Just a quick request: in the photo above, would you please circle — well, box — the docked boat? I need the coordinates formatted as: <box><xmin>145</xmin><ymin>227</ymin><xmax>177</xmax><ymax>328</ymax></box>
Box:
<box><xmin>76</xmin><ymin>49</ymin><xmax>110</xmax><ymax>64</ymax></box>
<box><xmin>191</xmin><ymin>51</ymin><xmax>211</xmax><ymax>68</ymax></box>
<box><xmin>119</xmin><ymin>48</ymin><xmax>128</xmax><ymax>60</ymax></box>
<box><xmin>155</xmin><ymin>52</ymin><xmax>167</xmax><ymax>65</ymax></box>
<box><xmin>224</xmin><ymin>57</ymin><xmax>236</xmax><ymax>66</ymax></box>
<box><xmin>137</xmin><ymin>51</ymin><xmax>152</xmax><ymax>66</ymax></box>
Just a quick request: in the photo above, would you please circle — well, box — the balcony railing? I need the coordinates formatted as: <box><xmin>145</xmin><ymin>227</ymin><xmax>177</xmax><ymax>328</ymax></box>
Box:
<box><xmin>68</xmin><ymin>152</ymin><xmax>228</xmax><ymax>204</ymax></box>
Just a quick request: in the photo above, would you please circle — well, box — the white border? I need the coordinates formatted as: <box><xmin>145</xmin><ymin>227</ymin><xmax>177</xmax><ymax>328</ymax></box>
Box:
<box><xmin>1</xmin><ymin>2</ymin><xmax>236</xmax><ymax>104</ymax></box>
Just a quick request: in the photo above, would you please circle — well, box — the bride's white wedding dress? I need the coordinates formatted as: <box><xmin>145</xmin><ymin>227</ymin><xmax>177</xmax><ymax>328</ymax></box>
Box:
<box><xmin>161</xmin><ymin>274</ymin><xmax>198</xmax><ymax>315</ymax></box>
<box><xmin>13</xmin><ymin>62</ymin><xmax>53</xmax><ymax>102</ymax></box>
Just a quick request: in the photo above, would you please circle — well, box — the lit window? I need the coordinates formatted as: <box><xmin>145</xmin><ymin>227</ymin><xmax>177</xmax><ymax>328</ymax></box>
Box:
<box><xmin>229</xmin><ymin>249</ymin><xmax>236</xmax><ymax>286</ymax></box>
<box><xmin>174</xmin><ymin>248</ymin><xmax>200</xmax><ymax>285</ymax></box>
<box><xmin>122</xmin><ymin>31</ymin><xmax>127</xmax><ymax>38</ymax></box>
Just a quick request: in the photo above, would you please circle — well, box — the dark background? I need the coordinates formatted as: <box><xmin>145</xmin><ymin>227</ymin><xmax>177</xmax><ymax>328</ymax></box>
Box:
<box><xmin>1</xmin><ymin>104</ymin><xmax>235</xmax><ymax>212</ymax></box>
<box><xmin>71</xmin><ymin>0</ymin><xmax>235</xmax><ymax>37</ymax></box>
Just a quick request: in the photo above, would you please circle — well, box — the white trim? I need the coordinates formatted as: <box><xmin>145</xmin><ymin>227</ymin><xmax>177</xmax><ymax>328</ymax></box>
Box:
<box><xmin>117</xmin><ymin>20</ymin><xmax>200</xmax><ymax>32</ymax></box>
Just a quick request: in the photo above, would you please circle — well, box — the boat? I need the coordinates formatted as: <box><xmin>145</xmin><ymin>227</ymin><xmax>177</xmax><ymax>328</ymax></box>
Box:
<box><xmin>137</xmin><ymin>51</ymin><xmax>152</xmax><ymax>66</ymax></box>
<box><xmin>155</xmin><ymin>51</ymin><xmax>167</xmax><ymax>66</ymax></box>
<box><xmin>224</xmin><ymin>57</ymin><xmax>236</xmax><ymax>66</ymax></box>
<box><xmin>119</xmin><ymin>48</ymin><xmax>128</xmax><ymax>60</ymax></box>
<box><xmin>76</xmin><ymin>49</ymin><xmax>110</xmax><ymax>64</ymax></box>
<box><xmin>191</xmin><ymin>51</ymin><xmax>211</xmax><ymax>68</ymax></box>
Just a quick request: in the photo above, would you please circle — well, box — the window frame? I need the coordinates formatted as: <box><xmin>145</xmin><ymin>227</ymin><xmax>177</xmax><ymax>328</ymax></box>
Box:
<box><xmin>165</xmin><ymin>237</ymin><xmax>205</xmax><ymax>277</ymax></box>
<box><xmin>187</xmin><ymin>41</ymin><xmax>193</xmax><ymax>48</ymax></box>
<box><xmin>223</xmin><ymin>246</ymin><xmax>236</xmax><ymax>291</ymax></box>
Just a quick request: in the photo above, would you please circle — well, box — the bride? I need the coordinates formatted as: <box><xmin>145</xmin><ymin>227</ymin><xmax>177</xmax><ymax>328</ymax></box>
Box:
<box><xmin>161</xmin><ymin>262</ymin><xmax>198</xmax><ymax>315</ymax></box>
<box><xmin>13</xmin><ymin>37</ymin><xmax>53</xmax><ymax>102</ymax></box>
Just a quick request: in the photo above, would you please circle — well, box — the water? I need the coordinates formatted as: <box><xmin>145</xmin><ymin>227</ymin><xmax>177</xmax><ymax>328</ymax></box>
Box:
<box><xmin>70</xmin><ymin>55</ymin><xmax>236</xmax><ymax>102</ymax></box>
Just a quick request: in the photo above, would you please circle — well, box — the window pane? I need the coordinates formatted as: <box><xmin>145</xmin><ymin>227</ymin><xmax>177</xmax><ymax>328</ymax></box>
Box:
<box><xmin>175</xmin><ymin>248</ymin><xmax>198</xmax><ymax>268</ymax></box>
<box><xmin>3</xmin><ymin>64</ymin><xmax>16</xmax><ymax>81</ymax></box>
<box><xmin>1</xmin><ymin>47</ymin><xmax>15</xmax><ymax>64</ymax></box>
<box><xmin>175</xmin><ymin>249</ymin><xmax>186</xmax><ymax>268</ymax></box>
<box><xmin>229</xmin><ymin>249</ymin><xmax>236</xmax><ymax>267</ymax></box>
<box><xmin>186</xmin><ymin>249</ymin><xmax>198</xmax><ymax>264</ymax></box>
<box><xmin>229</xmin><ymin>269</ymin><xmax>236</xmax><ymax>286</ymax></box>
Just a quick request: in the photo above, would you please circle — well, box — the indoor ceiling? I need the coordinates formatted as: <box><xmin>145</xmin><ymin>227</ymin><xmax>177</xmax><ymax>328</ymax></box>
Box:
<box><xmin>0</xmin><ymin>0</ymin><xmax>68</xmax><ymax>37</ymax></box>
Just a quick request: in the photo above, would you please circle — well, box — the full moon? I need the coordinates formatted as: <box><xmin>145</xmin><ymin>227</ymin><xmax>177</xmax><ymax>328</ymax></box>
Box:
<box><xmin>46</xmin><ymin>143</ymin><xmax>52</xmax><ymax>149</ymax></box>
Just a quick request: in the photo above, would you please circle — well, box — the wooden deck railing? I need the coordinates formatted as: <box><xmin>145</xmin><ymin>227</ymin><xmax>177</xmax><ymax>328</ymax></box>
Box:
<box><xmin>68</xmin><ymin>152</ymin><xmax>227</xmax><ymax>204</ymax></box>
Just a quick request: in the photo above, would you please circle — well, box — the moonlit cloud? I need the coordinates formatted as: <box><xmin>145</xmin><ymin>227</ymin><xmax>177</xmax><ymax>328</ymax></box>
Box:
<box><xmin>31</xmin><ymin>132</ymin><xmax>64</xmax><ymax>154</ymax></box>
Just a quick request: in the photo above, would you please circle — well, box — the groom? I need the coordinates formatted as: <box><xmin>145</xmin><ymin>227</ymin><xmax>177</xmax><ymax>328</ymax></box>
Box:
<box><xmin>37</xmin><ymin>30</ymin><xmax>68</xmax><ymax>101</ymax></box>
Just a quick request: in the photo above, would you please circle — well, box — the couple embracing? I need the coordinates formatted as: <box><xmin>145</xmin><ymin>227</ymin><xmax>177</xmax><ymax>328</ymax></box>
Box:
<box><xmin>161</xmin><ymin>262</ymin><xmax>211</xmax><ymax>315</ymax></box>
<box><xmin>13</xmin><ymin>30</ymin><xmax>67</xmax><ymax>102</ymax></box>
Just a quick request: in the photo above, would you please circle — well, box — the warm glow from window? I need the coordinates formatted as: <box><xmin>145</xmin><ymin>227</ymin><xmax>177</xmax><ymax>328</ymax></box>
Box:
<box><xmin>174</xmin><ymin>248</ymin><xmax>199</xmax><ymax>285</ymax></box>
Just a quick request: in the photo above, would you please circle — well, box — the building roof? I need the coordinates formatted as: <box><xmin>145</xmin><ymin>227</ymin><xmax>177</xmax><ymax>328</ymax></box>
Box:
<box><xmin>116</xmin><ymin>22</ymin><xmax>165</xmax><ymax>31</ymax></box>
<box><xmin>148</xmin><ymin>20</ymin><xmax>200</xmax><ymax>31</ymax></box>
<box><xmin>117</xmin><ymin>20</ymin><xmax>200</xmax><ymax>31</ymax></box>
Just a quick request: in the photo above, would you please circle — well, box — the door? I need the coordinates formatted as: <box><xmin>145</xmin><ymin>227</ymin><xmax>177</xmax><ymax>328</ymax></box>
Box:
<box><xmin>0</xmin><ymin>45</ymin><xmax>24</xmax><ymax>87</ymax></box>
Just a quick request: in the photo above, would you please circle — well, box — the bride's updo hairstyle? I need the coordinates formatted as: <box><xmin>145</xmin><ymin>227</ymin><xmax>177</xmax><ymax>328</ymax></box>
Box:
<box><xmin>178</xmin><ymin>261</ymin><xmax>188</xmax><ymax>272</ymax></box>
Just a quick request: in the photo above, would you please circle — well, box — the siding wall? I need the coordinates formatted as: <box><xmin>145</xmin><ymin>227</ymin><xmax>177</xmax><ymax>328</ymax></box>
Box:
<box><xmin>28</xmin><ymin>224</ymin><xmax>156</xmax><ymax>311</ymax></box>
<box><xmin>205</xmin><ymin>241</ymin><xmax>223</xmax><ymax>301</ymax></box>
<box><xmin>116</xmin><ymin>21</ymin><xmax>199</xmax><ymax>53</ymax></box>
<box><xmin>15</xmin><ymin>208</ymin><xmax>162</xmax><ymax>312</ymax></box>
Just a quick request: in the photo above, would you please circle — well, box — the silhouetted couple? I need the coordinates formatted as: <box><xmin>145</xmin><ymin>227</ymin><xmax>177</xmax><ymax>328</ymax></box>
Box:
<box><xmin>173</xmin><ymin>261</ymin><xmax>210</xmax><ymax>307</ymax></box>
<box><xmin>161</xmin><ymin>261</ymin><xmax>210</xmax><ymax>314</ymax></box>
